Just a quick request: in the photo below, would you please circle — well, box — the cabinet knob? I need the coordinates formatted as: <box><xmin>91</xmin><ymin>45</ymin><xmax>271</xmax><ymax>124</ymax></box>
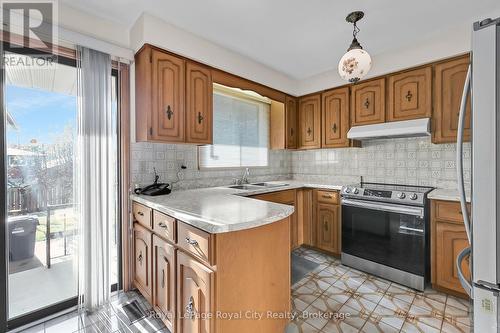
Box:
<box><xmin>405</xmin><ymin>90</ymin><xmax>413</xmax><ymax>101</ymax></box>
<box><xmin>364</xmin><ymin>98</ymin><xmax>370</xmax><ymax>109</ymax></box>
<box><xmin>166</xmin><ymin>105</ymin><xmax>174</xmax><ymax>120</ymax></box>
<box><xmin>185</xmin><ymin>237</ymin><xmax>198</xmax><ymax>247</ymax></box>
<box><xmin>332</xmin><ymin>123</ymin><xmax>337</xmax><ymax>133</ymax></box>
<box><xmin>185</xmin><ymin>296</ymin><xmax>195</xmax><ymax>318</ymax></box>
<box><xmin>197</xmin><ymin>112</ymin><xmax>204</xmax><ymax>124</ymax></box>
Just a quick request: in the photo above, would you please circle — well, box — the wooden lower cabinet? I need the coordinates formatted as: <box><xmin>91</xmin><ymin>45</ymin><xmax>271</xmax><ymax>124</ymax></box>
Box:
<box><xmin>250</xmin><ymin>190</ymin><xmax>298</xmax><ymax>250</ymax></box>
<box><xmin>313</xmin><ymin>190</ymin><xmax>341</xmax><ymax>255</ymax></box>
<box><xmin>431</xmin><ymin>200</ymin><xmax>471</xmax><ymax>298</ymax></box>
<box><xmin>153</xmin><ymin>235</ymin><xmax>176</xmax><ymax>332</ymax></box>
<box><xmin>132</xmin><ymin>200</ymin><xmax>291</xmax><ymax>333</ymax></box>
<box><xmin>177</xmin><ymin>251</ymin><xmax>214</xmax><ymax>333</ymax></box>
<box><xmin>133</xmin><ymin>223</ymin><xmax>153</xmax><ymax>303</ymax></box>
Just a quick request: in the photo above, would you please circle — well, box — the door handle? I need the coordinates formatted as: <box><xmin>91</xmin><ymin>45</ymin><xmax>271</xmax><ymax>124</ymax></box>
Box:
<box><xmin>307</xmin><ymin>127</ymin><xmax>312</xmax><ymax>136</ymax></box>
<box><xmin>185</xmin><ymin>296</ymin><xmax>195</xmax><ymax>317</ymax></box>
<box><xmin>197</xmin><ymin>112</ymin><xmax>204</xmax><ymax>124</ymax></box>
<box><xmin>161</xmin><ymin>269</ymin><xmax>165</xmax><ymax>289</ymax></box>
<box><xmin>166</xmin><ymin>105</ymin><xmax>174</xmax><ymax>120</ymax></box>
<box><xmin>332</xmin><ymin>123</ymin><xmax>337</xmax><ymax>133</ymax></box>
<box><xmin>137</xmin><ymin>211</ymin><xmax>144</xmax><ymax>216</ymax></box>
<box><xmin>290</xmin><ymin>128</ymin><xmax>294</xmax><ymax>137</ymax></box>
<box><xmin>364</xmin><ymin>98</ymin><xmax>370</xmax><ymax>109</ymax></box>
<box><xmin>158</xmin><ymin>222</ymin><xmax>168</xmax><ymax>230</ymax></box>
<box><xmin>138</xmin><ymin>251</ymin><xmax>143</xmax><ymax>265</ymax></box>
<box><xmin>405</xmin><ymin>90</ymin><xmax>413</xmax><ymax>101</ymax></box>
<box><xmin>185</xmin><ymin>237</ymin><xmax>198</xmax><ymax>247</ymax></box>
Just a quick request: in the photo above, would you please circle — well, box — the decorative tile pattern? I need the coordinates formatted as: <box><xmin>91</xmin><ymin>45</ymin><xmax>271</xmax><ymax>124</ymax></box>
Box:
<box><xmin>131</xmin><ymin>137</ymin><xmax>471</xmax><ymax>191</ymax></box>
<box><xmin>290</xmin><ymin>247</ymin><xmax>472</xmax><ymax>333</ymax></box>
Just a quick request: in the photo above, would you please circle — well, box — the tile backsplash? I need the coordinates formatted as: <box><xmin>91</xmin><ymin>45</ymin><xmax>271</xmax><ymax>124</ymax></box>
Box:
<box><xmin>131</xmin><ymin>142</ymin><xmax>291</xmax><ymax>190</ymax></box>
<box><xmin>291</xmin><ymin>137</ymin><xmax>471</xmax><ymax>189</ymax></box>
<box><xmin>131</xmin><ymin>137</ymin><xmax>470</xmax><ymax>190</ymax></box>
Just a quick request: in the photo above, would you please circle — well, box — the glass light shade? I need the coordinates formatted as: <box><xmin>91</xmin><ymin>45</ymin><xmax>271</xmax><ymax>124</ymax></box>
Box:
<box><xmin>338</xmin><ymin>48</ymin><xmax>372</xmax><ymax>83</ymax></box>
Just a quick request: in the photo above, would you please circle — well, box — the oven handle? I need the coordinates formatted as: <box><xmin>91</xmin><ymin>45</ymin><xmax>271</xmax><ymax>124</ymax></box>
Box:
<box><xmin>341</xmin><ymin>198</ymin><xmax>424</xmax><ymax>218</ymax></box>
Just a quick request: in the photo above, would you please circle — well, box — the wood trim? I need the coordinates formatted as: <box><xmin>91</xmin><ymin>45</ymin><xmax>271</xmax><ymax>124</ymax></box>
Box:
<box><xmin>270</xmin><ymin>100</ymin><xmax>286</xmax><ymax>149</ymax></box>
<box><xmin>138</xmin><ymin>43</ymin><xmax>288</xmax><ymax>103</ymax></box>
<box><xmin>119</xmin><ymin>63</ymin><xmax>132</xmax><ymax>291</ymax></box>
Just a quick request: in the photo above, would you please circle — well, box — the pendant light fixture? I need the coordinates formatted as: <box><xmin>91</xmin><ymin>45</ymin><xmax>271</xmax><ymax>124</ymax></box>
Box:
<box><xmin>338</xmin><ymin>11</ymin><xmax>372</xmax><ymax>83</ymax></box>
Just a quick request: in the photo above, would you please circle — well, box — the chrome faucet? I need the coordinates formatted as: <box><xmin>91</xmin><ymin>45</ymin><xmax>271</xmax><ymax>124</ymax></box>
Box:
<box><xmin>241</xmin><ymin>168</ymin><xmax>250</xmax><ymax>184</ymax></box>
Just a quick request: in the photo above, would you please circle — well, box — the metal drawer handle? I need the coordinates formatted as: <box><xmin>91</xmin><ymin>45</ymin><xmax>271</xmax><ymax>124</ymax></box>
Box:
<box><xmin>158</xmin><ymin>222</ymin><xmax>168</xmax><ymax>229</ymax></box>
<box><xmin>166</xmin><ymin>105</ymin><xmax>173</xmax><ymax>120</ymax></box>
<box><xmin>137</xmin><ymin>211</ymin><xmax>144</xmax><ymax>216</ymax></box>
<box><xmin>185</xmin><ymin>296</ymin><xmax>195</xmax><ymax>317</ymax></box>
<box><xmin>322</xmin><ymin>194</ymin><xmax>332</xmax><ymax>199</ymax></box>
<box><xmin>405</xmin><ymin>90</ymin><xmax>413</xmax><ymax>101</ymax></box>
<box><xmin>185</xmin><ymin>237</ymin><xmax>198</xmax><ymax>247</ymax></box>
<box><xmin>197</xmin><ymin>112</ymin><xmax>204</xmax><ymax>124</ymax></box>
<box><xmin>364</xmin><ymin>98</ymin><xmax>370</xmax><ymax>108</ymax></box>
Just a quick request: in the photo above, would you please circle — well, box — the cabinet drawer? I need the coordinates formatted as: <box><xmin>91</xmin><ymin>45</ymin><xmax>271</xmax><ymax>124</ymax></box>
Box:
<box><xmin>433</xmin><ymin>200</ymin><xmax>468</xmax><ymax>223</ymax></box>
<box><xmin>252</xmin><ymin>189</ymin><xmax>295</xmax><ymax>204</ymax></box>
<box><xmin>133</xmin><ymin>202</ymin><xmax>152</xmax><ymax>228</ymax></box>
<box><xmin>178</xmin><ymin>222</ymin><xmax>213</xmax><ymax>265</ymax></box>
<box><xmin>316</xmin><ymin>190</ymin><xmax>339</xmax><ymax>205</ymax></box>
<box><xmin>153</xmin><ymin>211</ymin><xmax>176</xmax><ymax>243</ymax></box>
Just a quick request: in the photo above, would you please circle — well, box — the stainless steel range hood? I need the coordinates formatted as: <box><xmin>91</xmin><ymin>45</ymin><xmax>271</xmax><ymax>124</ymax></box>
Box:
<box><xmin>347</xmin><ymin>118</ymin><xmax>430</xmax><ymax>140</ymax></box>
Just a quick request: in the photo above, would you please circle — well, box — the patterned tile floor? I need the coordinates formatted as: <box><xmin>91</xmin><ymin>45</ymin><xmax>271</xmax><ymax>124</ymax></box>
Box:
<box><xmin>290</xmin><ymin>247</ymin><xmax>472</xmax><ymax>333</ymax></box>
<box><xmin>18</xmin><ymin>247</ymin><xmax>472</xmax><ymax>333</ymax></box>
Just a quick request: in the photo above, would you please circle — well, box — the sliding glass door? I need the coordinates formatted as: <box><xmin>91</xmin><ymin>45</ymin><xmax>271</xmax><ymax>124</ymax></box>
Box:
<box><xmin>1</xmin><ymin>47</ymin><xmax>121</xmax><ymax>329</ymax></box>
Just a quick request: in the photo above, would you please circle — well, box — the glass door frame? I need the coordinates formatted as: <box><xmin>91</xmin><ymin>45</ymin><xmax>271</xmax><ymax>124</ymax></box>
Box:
<box><xmin>0</xmin><ymin>44</ymin><xmax>124</xmax><ymax>331</ymax></box>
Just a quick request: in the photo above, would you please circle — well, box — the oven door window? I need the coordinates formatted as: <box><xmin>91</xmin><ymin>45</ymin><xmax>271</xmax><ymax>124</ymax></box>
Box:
<box><xmin>342</xmin><ymin>204</ymin><xmax>425</xmax><ymax>275</ymax></box>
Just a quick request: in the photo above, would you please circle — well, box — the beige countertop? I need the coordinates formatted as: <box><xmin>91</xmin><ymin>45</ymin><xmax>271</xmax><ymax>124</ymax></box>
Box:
<box><xmin>427</xmin><ymin>188</ymin><xmax>471</xmax><ymax>203</ymax></box>
<box><xmin>131</xmin><ymin>180</ymin><xmax>345</xmax><ymax>234</ymax></box>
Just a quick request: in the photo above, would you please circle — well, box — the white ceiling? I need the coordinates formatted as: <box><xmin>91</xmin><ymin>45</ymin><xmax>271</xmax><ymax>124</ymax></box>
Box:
<box><xmin>61</xmin><ymin>0</ymin><xmax>500</xmax><ymax>80</ymax></box>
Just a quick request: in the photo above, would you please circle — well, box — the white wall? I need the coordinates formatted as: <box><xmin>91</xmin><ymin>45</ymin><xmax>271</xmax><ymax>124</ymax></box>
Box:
<box><xmin>130</xmin><ymin>13</ymin><xmax>299</xmax><ymax>95</ymax></box>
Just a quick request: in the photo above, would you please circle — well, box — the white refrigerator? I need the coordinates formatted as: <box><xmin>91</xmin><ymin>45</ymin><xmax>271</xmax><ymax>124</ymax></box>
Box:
<box><xmin>456</xmin><ymin>16</ymin><xmax>500</xmax><ymax>332</ymax></box>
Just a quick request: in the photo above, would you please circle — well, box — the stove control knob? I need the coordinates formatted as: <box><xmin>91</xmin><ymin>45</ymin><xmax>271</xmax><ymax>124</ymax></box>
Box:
<box><xmin>410</xmin><ymin>193</ymin><xmax>418</xmax><ymax>200</ymax></box>
<box><xmin>397</xmin><ymin>192</ymin><xmax>406</xmax><ymax>199</ymax></box>
<box><xmin>344</xmin><ymin>187</ymin><xmax>351</xmax><ymax>193</ymax></box>
<box><xmin>352</xmin><ymin>187</ymin><xmax>359</xmax><ymax>194</ymax></box>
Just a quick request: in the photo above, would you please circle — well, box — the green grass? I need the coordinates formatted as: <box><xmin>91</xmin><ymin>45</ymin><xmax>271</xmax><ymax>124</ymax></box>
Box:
<box><xmin>30</xmin><ymin>207</ymin><xmax>77</xmax><ymax>242</ymax></box>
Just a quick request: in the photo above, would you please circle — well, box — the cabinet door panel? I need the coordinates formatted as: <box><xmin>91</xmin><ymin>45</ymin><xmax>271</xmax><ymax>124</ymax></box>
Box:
<box><xmin>322</xmin><ymin>87</ymin><xmax>351</xmax><ymax>148</ymax></box>
<box><xmin>435</xmin><ymin>222</ymin><xmax>470</xmax><ymax>294</ymax></box>
<box><xmin>350</xmin><ymin>78</ymin><xmax>385</xmax><ymax>126</ymax></box>
<box><xmin>177</xmin><ymin>252</ymin><xmax>213</xmax><ymax>333</ymax></box>
<box><xmin>316</xmin><ymin>203</ymin><xmax>340</xmax><ymax>254</ymax></box>
<box><xmin>285</xmin><ymin>96</ymin><xmax>298</xmax><ymax>149</ymax></box>
<box><xmin>186</xmin><ymin>62</ymin><xmax>213</xmax><ymax>144</ymax></box>
<box><xmin>153</xmin><ymin>236</ymin><xmax>175</xmax><ymax>331</ymax></box>
<box><xmin>152</xmin><ymin>50</ymin><xmax>185</xmax><ymax>142</ymax></box>
<box><xmin>298</xmin><ymin>94</ymin><xmax>321</xmax><ymax>149</ymax></box>
<box><xmin>133</xmin><ymin>223</ymin><xmax>152</xmax><ymax>303</ymax></box>
<box><xmin>387</xmin><ymin>67</ymin><xmax>432</xmax><ymax>121</ymax></box>
<box><xmin>433</xmin><ymin>55</ymin><xmax>471</xmax><ymax>143</ymax></box>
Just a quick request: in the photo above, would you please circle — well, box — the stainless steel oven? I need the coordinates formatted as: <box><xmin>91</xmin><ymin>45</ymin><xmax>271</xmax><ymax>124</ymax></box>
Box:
<box><xmin>340</xmin><ymin>183</ymin><xmax>433</xmax><ymax>291</ymax></box>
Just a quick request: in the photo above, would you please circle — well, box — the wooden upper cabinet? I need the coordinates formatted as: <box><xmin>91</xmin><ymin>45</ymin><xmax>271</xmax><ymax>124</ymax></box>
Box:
<box><xmin>151</xmin><ymin>49</ymin><xmax>185</xmax><ymax>142</ymax></box>
<box><xmin>298</xmin><ymin>94</ymin><xmax>321</xmax><ymax>149</ymax></box>
<box><xmin>350</xmin><ymin>78</ymin><xmax>385</xmax><ymax>126</ymax></box>
<box><xmin>321</xmin><ymin>87</ymin><xmax>358</xmax><ymax>148</ymax></box>
<box><xmin>432</xmin><ymin>55</ymin><xmax>471</xmax><ymax>143</ymax></box>
<box><xmin>285</xmin><ymin>96</ymin><xmax>298</xmax><ymax>149</ymax></box>
<box><xmin>186</xmin><ymin>61</ymin><xmax>213</xmax><ymax>144</ymax></box>
<box><xmin>387</xmin><ymin>67</ymin><xmax>432</xmax><ymax>122</ymax></box>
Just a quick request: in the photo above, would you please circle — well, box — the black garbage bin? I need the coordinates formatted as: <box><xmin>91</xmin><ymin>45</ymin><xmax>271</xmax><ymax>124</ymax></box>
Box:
<box><xmin>8</xmin><ymin>215</ymin><xmax>39</xmax><ymax>261</ymax></box>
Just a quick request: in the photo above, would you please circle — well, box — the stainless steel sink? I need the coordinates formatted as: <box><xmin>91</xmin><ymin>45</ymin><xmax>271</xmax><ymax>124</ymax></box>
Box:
<box><xmin>251</xmin><ymin>182</ymin><xmax>289</xmax><ymax>188</ymax></box>
<box><xmin>227</xmin><ymin>184</ymin><xmax>262</xmax><ymax>190</ymax></box>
